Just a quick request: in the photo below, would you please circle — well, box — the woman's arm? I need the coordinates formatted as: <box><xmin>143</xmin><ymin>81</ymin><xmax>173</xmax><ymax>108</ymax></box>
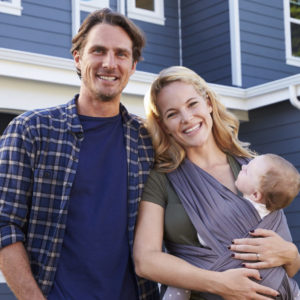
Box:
<box><xmin>229</xmin><ymin>228</ymin><xmax>300</xmax><ymax>277</ymax></box>
<box><xmin>133</xmin><ymin>201</ymin><xmax>279</xmax><ymax>299</ymax></box>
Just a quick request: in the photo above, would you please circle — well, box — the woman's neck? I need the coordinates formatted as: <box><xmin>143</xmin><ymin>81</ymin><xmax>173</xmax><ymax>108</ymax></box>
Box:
<box><xmin>186</xmin><ymin>139</ymin><xmax>226</xmax><ymax>171</ymax></box>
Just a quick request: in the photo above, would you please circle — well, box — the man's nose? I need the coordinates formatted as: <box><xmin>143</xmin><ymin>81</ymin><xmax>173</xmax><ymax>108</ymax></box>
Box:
<box><xmin>102</xmin><ymin>52</ymin><xmax>116</xmax><ymax>69</ymax></box>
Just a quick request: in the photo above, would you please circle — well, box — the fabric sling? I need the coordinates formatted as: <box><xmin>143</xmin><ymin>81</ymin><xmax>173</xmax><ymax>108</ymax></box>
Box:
<box><xmin>166</xmin><ymin>158</ymin><xmax>299</xmax><ymax>300</ymax></box>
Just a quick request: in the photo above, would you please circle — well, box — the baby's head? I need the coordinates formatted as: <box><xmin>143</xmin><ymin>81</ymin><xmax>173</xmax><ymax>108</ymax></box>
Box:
<box><xmin>235</xmin><ymin>154</ymin><xmax>300</xmax><ymax>211</ymax></box>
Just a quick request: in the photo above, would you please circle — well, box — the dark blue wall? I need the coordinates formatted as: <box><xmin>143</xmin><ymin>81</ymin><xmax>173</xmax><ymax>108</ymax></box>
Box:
<box><xmin>239</xmin><ymin>100</ymin><xmax>300</xmax><ymax>284</ymax></box>
<box><xmin>181</xmin><ymin>0</ymin><xmax>232</xmax><ymax>85</ymax></box>
<box><xmin>0</xmin><ymin>0</ymin><xmax>180</xmax><ymax>74</ymax></box>
<box><xmin>131</xmin><ymin>0</ymin><xmax>180</xmax><ymax>73</ymax></box>
<box><xmin>239</xmin><ymin>0</ymin><xmax>300</xmax><ymax>87</ymax></box>
<box><xmin>0</xmin><ymin>0</ymin><xmax>72</xmax><ymax>58</ymax></box>
<box><xmin>0</xmin><ymin>284</ymin><xmax>16</xmax><ymax>299</ymax></box>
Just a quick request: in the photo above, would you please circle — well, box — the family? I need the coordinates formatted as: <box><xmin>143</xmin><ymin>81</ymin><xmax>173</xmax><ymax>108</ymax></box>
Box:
<box><xmin>0</xmin><ymin>8</ymin><xmax>300</xmax><ymax>300</ymax></box>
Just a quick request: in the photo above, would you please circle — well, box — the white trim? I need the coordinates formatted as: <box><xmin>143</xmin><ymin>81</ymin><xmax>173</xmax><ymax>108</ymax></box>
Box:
<box><xmin>80</xmin><ymin>0</ymin><xmax>109</xmax><ymax>13</ymax></box>
<box><xmin>0</xmin><ymin>0</ymin><xmax>22</xmax><ymax>16</ymax></box>
<box><xmin>178</xmin><ymin>0</ymin><xmax>182</xmax><ymax>65</ymax></box>
<box><xmin>117</xmin><ymin>0</ymin><xmax>125</xmax><ymax>15</ymax></box>
<box><xmin>72</xmin><ymin>0</ymin><xmax>81</xmax><ymax>39</ymax></box>
<box><xmin>1</xmin><ymin>48</ymin><xmax>300</xmax><ymax>112</ymax></box>
<box><xmin>212</xmin><ymin>73</ymin><xmax>300</xmax><ymax>110</ymax></box>
<box><xmin>0</xmin><ymin>271</ymin><xmax>5</xmax><ymax>283</ymax></box>
<box><xmin>229</xmin><ymin>0</ymin><xmax>242</xmax><ymax>87</ymax></box>
<box><xmin>284</xmin><ymin>0</ymin><xmax>300</xmax><ymax>66</ymax></box>
<box><xmin>0</xmin><ymin>48</ymin><xmax>156</xmax><ymax>95</ymax></box>
<box><xmin>127</xmin><ymin>0</ymin><xmax>165</xmax><ymax>25</ymax></box>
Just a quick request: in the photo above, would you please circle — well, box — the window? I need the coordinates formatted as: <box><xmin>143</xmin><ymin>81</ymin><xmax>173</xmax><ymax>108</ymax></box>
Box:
<box><xmin>0</xmin><ymin>0</ymin><xmax>22</xmax><ymax>15</ymax></box>
<box><xmin>127</xmin><ymin>0</ymin><xmax>165</xmax><ymax>25</ymax></box>
<box><xmin>284</xmin><ymin>0</ymin><xmax>300</xmax><ymax>66</ymax></box>
<box><xmin>80</xmin><ymin>0</ymin><xmax>109</xmax><ymax>13</ymax></box>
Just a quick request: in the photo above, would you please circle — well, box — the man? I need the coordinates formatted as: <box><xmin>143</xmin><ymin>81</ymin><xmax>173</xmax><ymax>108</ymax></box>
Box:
<box><xmin>0</xmin><ymin>8</ymin><xmax>159</xmax><ymax>300</ymax></box>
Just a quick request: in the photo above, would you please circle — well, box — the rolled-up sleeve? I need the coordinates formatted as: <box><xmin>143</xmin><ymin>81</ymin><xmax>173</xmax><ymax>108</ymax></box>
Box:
<box><xmin>0</xmin><ymin>117</ymin><xmax>34</xmax><ymax>249</ymax></box>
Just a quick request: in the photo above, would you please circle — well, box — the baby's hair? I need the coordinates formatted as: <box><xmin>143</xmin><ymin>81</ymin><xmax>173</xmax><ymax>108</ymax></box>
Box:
<box><xmin>259</xmin><ymin>154</ymin><xmax>300</xmax><ymax>211</ymax></box>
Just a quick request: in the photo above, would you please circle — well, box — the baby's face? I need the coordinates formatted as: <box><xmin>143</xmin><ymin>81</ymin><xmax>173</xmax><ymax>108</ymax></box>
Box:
<box><xmin>235</xmin><ymin>155</ymin><xmax>270</xmax><ymax>200</ymax></box>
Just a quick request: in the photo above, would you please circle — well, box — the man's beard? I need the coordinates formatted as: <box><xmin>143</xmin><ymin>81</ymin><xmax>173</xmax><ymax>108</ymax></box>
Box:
<box><xmin>96</xmin><ymin>90</ymin><xmax>118</xmax><ymax>102</ymax></box>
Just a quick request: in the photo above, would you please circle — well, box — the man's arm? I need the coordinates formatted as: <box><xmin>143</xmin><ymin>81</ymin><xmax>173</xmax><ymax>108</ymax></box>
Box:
<box><xmin>0</xmin><ymin>242</ymin><xmax>46</xmax><ymax>300</ymax></box>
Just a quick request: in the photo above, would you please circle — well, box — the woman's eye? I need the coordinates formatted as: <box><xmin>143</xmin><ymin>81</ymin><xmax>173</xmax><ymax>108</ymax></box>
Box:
<box><xmin>166</xmin><ymin>112</ymin><xmax>176</xmax><ymax>119</ymax></box>
<box><xmin>189</xmin><ymin>101</ymin><xmax>198</xmax><ymax>107</ymax></box>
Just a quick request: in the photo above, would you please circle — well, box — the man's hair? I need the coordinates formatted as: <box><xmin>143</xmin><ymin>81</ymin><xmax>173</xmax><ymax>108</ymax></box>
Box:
<box><xmin>259</xmin><ymin>154</ymin><xmax>300</xmax><ymax>211</ymax></box>
<box><xmin>71</xmin><ymin>8</ymin><xmax>145</xmax><ymax>77</ymax></box>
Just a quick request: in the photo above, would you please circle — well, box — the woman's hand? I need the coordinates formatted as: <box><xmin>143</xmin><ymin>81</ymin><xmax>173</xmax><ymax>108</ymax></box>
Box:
<box><xmin>228</xmin><ymin>229</ymin><xmax>300</xmax><ymax>276</ymax></box>
<box><xmin>215</xmin><ymin>268</ymin><xmax>279</xmax><ymax>300</ymax></box>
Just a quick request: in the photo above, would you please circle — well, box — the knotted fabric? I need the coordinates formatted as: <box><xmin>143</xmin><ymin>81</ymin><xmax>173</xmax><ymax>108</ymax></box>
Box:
<box><xmin>166</xmin><ymin>158</ymin><xmax>299</xmax><ymax>299</ymax></box>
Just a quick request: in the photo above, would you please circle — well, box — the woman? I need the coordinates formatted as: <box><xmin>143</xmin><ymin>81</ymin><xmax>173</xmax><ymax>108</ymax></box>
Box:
<box><xmin>133</xmin><ymin>66</ymin><xmax>300</xmax><ymax>300</ymax></box>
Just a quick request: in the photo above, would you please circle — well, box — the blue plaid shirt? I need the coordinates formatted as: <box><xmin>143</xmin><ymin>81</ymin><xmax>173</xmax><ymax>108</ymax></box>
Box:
<box><xmin>0</xmin><ymin>96</ymin><xmax>159</xmax><ymax>299</ymax></box>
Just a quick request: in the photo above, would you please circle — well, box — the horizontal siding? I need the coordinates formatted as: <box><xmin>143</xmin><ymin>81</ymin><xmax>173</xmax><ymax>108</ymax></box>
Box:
<box><xmin>135</xmin><ymin>0</ymin><xmax>180</xmax><ymax>73</ymax></box>
<box><xmin>239</xmin><ymin>100</ymin><xmax>300</xmax><ymax>284</ymax></box>
<box><xmin>181</xmin><ymin>0</ymin><xmax>231</xmax><ymax>85</ymax></box>
<box><xmin>239</xmin><ymin>0</ymin><xmax>300</xmax><ymax>87</ymax></box>
<box><xmin>0</xmin><ymin>284</ymin><xmax>16</xmax><ymax>300</ymax></box>
<box><xmin>0</xmin><ymin>0</ymin><xmax>72</xmax><ymax>58</ymax></box>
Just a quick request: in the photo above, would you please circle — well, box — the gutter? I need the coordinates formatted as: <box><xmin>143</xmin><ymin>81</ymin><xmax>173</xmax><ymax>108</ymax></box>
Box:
<box><xmin>289</xmin><ymin>85</ymin><xmax>300</xmax><ymax>110</ymax></box>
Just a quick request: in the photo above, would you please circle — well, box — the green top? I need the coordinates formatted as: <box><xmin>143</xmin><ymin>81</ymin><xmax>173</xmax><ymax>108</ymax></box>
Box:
<box><xmin>141</xmin><ymin>155</ymin><xmax>242</xmax><ymax>299</ymax></box>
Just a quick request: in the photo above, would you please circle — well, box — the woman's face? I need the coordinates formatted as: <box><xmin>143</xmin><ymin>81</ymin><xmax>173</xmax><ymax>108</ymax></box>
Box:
<box><xmin>157</xmin><ymin>81</ymin><xmax>214</xmax><ymax>152</ymax></box>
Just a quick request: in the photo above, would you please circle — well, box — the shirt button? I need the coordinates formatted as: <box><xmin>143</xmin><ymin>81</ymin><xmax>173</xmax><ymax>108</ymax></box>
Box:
<box><xmin>76</xmin><ymin>132</ymin><xmax>83</xmax><ymax>139</ymax></box>
<box><xmin>44</xmin><ymin>171</ymin><xmax>51</xmax><ymax>178</ymax></box>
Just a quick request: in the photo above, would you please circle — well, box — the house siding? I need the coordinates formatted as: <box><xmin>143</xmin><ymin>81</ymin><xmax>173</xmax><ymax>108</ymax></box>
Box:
<box><xmin>131</xmin><ymin>0</ymin><xmax>180</xmax><ymax>73</ymax></box>
<box><xmin>239</xmin><ymin>0</ymin><xmax>300</xmax><ymax>87</ymax></box>
<box><xmin>181</xmin><ymin>0</ymin><xmax>232</xmax><ymax>85</ymax></box>
<box><xmin>0</xmin><ymin>284</ymin><xmax>16</xmax><ymax>300</ymax></box>
<box><xmin>0</xmin><ymin>0</ymin><xmax>180</xmax><ymax>74</ymax></box>
<box><xmin>0</xmin><ymin>0</ymin><xmax>72</xmax><ymax>58</ymax></box>
<box><xmin>239</xmin><ymin>100</ymin><xmax>300</xmax><ymax>284</ymax></box>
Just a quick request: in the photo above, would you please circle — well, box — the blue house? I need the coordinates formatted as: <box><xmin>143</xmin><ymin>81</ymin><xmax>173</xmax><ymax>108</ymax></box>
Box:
<box><xmin>0</xmin><ymin>0</ymin><xmax>300</xmax><ymax>297</ymax></box>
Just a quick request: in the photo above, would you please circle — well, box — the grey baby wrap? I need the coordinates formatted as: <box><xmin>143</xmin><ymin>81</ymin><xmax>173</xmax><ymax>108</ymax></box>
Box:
<box><xmin>166</xmin><ymin>157</ymin><xmax>299</xmax><ymax>300</ymax></box>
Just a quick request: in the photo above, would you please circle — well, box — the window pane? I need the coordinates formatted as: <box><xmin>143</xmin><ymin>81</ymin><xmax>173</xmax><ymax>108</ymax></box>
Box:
<box><xmin>136</xmin><ymin>0</ymin><xmax>154</xmax><ymax>11</ymax></box>
<box><xmin>291</xmin><ymin>22</ymin><xmax>300</xmax><ymax>57</ymax></box>
<box><xmin>290</xmin><ymin>1</ymin><xmax>300</xmax><ymax>19</ymax></box>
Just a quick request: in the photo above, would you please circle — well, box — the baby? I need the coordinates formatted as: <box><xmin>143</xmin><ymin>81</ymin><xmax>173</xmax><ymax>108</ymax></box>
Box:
<box><xmin>235</xmin><ymin>153</ymin><xmax>300</xmax><ymax>218</ymax></box>
<box><xmin>163</xmin><ymin>153</ymin><xmax>300</xmax><ymax>300</ymax></box>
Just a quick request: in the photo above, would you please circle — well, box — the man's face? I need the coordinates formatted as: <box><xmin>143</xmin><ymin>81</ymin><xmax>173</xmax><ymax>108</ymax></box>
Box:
<box><xmin>74</xmin><ymin>23</ymin><xmax>136</xmax><ymax>103</ymax></box>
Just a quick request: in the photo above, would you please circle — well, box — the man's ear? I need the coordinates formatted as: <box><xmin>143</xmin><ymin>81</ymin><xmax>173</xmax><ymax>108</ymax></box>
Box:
<box><xmin>73</xmin><ymin>50</ymin><xmax>81</xmax><ymax>68</ymax></box>
<box><xmin>130</xmin><ymin>61</ymin><xmax>137</xmax><ymax>76</ymax></box>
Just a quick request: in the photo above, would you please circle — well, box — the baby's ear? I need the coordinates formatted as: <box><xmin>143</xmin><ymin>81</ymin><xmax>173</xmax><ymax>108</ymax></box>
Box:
<box><xmin>252</xmin><ymin>191</ymin><xmax>263</xmax><ymax>203</ymax></box>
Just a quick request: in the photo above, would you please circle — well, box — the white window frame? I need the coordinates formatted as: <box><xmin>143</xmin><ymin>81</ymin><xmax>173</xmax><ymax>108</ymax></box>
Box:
<box><xmin>0</xmin><ymin>0</ymin><xmax>22</xmax><ymax>16</ymax></box>
<box><xmin>80</xmin><ymin>0</ymin><xmax>109</xmax><ymax>13</ymax></box>
<box><xmin>127</xmin><ymin>0</ymin><xmax>165</xmax><ymax>25</ymax></box>
<box><xmin>284</xmin><ymin>0</ymin><xmax>300</xmax><ymax>67</ymax></box>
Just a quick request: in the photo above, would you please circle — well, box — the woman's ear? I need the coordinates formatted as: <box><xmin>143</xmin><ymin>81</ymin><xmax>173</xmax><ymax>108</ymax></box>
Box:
<box><xmin>158</xmin><ymin>118</ymin><xmax>171</xmax><ymax>135</ymax></box>
<box><xmin>206</xmin><ymin>95</ymin><xmax>213</xmax><ymax>113</ymax></box>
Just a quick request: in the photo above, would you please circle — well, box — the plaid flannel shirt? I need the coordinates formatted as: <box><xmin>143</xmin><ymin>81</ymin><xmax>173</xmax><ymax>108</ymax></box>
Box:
<box><xmin>0</xmin><ymin>96</ymin><xmax>159</xmax><ymax>299</ymax></box>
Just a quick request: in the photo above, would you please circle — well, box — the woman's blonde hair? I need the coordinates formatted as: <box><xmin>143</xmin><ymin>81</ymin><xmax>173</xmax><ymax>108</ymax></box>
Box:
<box><xmin>144</xmin><ymin>66</ymin><xmax>255</xmax><ymax>173</ymax></box>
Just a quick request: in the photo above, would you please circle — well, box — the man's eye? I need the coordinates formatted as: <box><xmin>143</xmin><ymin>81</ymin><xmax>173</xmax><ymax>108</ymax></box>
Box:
<box><xmin>117</xmin><ymin>52</ymin><xmax>127</xmax><ymax>58</ymax></box>
<box><xmin>94</xmin><ymin>48</ymin><xmax>104</xmax><ymax>54</ymax></box>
